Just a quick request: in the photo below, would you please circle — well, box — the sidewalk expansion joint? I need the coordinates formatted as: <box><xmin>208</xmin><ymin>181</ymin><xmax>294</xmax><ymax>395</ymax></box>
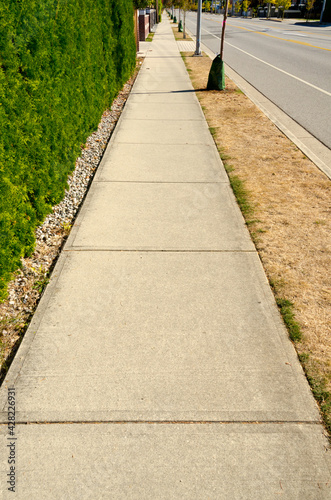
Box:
<box><xmin>116</xmin><ymin>142</ymin><xmax>214</xmax><ymax>146</ymax></box>
<box><xmin>63</xmin><ymin>249</ymin><xmax>256</xmax><ymax>253</ymax></box>
<box><xmin>120</xmin><ymin>118</ymin><xmax>204</xmax><ymax>122</ymax></box>
<box><xmin>94</xmin><ymin>179</ymin><xmax>229</xmax><ymax>185</ymax></box>
<box><xmin>0</xmin><ymin>420</ymin><xmax>322</xmax><ymax>426</ymax></box>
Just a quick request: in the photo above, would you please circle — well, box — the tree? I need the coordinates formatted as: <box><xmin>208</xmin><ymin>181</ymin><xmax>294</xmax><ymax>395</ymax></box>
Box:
<box><xmin>242</xmin><ymin>0</ymin><xmax>249</xmax><ymax>15</ymax></box>
<box><xmin>178</xmin><ymin>0</ymin><xmax>191</xmax><ymax>37</ymax></box>
<box><xmin>235</xmin><ymin>0</ymin><xmax>242</xmax><ymax>14</ymax></box>
<box><xmin>133</xmin><ymin>0</ymin><xmax>150</xmax><ymax>8</ymax></box>
<box><xmin>207</xmin><ymin>0</ymin><xmax>229</xmax><ymax>90</ymax></box>
<box><xmin>306</xmin><ymin>0</ymin><xmax>316</xmax><ymax>20</ymax></box>
<box><xmin>273</xmin><ymin>0</ymin><xmax>291</xmax><ymax>19</ymax></box>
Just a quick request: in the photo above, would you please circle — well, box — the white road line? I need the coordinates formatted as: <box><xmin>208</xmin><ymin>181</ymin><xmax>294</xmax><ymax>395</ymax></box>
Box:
<box><xmin>225</xmin><ymin>41</ymin><xmax>331</xmax><ymax>97</ymax></box>
<box><xmin>187</xmin><ymin>21</ymin><xmax>331</xmax><ymax>97</ymax></box>
<box><xmin>282</xmin><ymin>32</ymin><xmax>308</xmax><ymax>37</ymax></box>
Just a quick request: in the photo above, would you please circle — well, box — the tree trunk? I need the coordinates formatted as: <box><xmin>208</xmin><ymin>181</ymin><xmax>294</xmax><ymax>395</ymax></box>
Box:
<box><xmin>184</xmin><ymin>10</ymin><xmax>186</xmax><ymax>38</ymax></box>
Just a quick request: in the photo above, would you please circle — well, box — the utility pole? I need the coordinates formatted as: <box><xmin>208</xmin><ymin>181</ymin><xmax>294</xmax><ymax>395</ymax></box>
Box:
<box><xmin>195</xmin><ymin>0</ymin><xmax>202</xmax><ymax>55</ymax></box>
<box><xmin>320</xmin><ymin>0</ymin><xmax>327</xmax><ymax>21</ymax></box>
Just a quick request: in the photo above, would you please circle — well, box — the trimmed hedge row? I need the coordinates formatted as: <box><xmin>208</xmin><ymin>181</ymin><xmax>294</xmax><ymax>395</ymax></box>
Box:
<box><xmin>0</xmin><ymin>0</ymin><xmax>136</xmax><ymax>300</ymax></box>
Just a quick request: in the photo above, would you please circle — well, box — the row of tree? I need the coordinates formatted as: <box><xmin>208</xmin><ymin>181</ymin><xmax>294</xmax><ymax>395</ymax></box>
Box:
<box><xmin>134</xmin><ymin>0</ymin><xmax>163</xmax><ymax>19</ymax></box>
<box><xmin>164</xmin><ymin>0</ymin><xmax>318</xmax><ymax>20</ymax></box>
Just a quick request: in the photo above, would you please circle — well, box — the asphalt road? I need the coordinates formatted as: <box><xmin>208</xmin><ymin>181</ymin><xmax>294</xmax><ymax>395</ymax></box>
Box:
<box><xmin>180</xmin><ymin>12</ymin><xmax>331</xmax><ymax>149</ymax></box>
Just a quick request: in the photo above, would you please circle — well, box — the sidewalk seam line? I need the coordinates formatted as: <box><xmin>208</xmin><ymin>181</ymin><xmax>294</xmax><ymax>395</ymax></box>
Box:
<box><xmin>0</xmin><ymin>420</ymin><xmax>322</xmax><ymax>425</ymax></box>
<box><xmin>63</xmin><ymin>249</ymin><xmax>256</xmax><ymax>253</ymax></box>
<box><xmin>94</xmin><ymin>183</ymin><xmax>228</xmax><ymax>185</ymax></box>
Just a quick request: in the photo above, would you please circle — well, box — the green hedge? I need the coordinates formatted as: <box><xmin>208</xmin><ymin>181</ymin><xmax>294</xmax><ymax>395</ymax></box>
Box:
<box><xmin>0</xmin><ymin>0</ymin><xmax>136</xmax><ymax>300</ymax></box>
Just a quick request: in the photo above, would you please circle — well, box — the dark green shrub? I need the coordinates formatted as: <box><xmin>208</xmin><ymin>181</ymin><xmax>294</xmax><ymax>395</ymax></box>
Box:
<box><xmin>0</xmin><ymin>0</ymin><xmax>136</xmax><ymax>300</ymax></box>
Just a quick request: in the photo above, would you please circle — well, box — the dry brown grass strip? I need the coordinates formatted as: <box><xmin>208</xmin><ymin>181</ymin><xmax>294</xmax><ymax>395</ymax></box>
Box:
<box><xmin>172</xmin><ymin>26</ymin><xmax>193</xmax><ymax>41</ymax></box>
<box><xmin>182</xmin><ymin>51</ymin><xmax>331</xmax><ymax>426</ymax></box>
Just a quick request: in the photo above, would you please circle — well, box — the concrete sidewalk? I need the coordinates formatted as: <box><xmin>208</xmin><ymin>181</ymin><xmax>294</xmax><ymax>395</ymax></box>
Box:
<box><xmin>1</xmin><ymin>18</ymin><xmax>331</xmax><ymax>499</ymax></box>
